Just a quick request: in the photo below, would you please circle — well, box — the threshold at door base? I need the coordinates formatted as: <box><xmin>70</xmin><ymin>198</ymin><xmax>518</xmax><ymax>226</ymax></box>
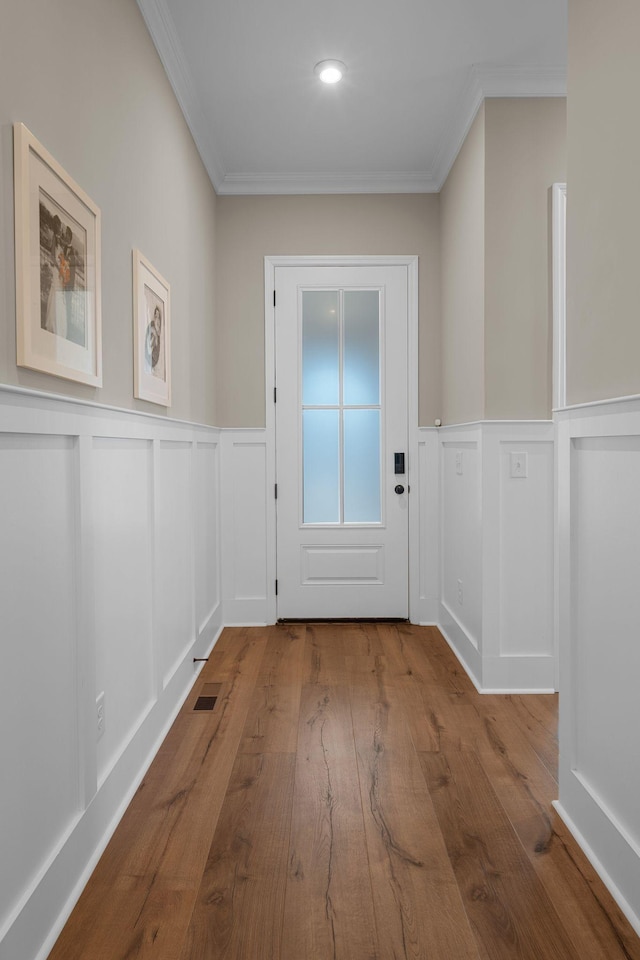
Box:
<box><xmin>277</xmin><ymin>617</ymin><xmax>409</xmax><ymax>624</ymax></box>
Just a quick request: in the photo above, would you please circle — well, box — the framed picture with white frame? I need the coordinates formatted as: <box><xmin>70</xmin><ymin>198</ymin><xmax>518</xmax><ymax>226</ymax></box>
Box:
<box><xmin>133</xmin><ymin>249</ymin><xmax>171</xmax><ymax>406</ymax></box>
<box><xmin>13</xmin><ymin>122</ymin><xmax>102</xmax><ymax>387</ymax></box>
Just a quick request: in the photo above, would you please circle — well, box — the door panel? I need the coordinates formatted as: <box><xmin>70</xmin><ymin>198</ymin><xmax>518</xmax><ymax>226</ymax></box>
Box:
<box><xmin>275</xmin><ymin>264</ymin><xmax>408</xmax><ymax>619</ymax></box>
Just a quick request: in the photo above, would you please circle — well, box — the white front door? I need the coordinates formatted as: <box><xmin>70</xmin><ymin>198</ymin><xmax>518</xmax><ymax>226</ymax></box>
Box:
<box><xmin>274</xmin><ymin>263</ymin><xmax>410</xmax><ymax>619</ymax></box>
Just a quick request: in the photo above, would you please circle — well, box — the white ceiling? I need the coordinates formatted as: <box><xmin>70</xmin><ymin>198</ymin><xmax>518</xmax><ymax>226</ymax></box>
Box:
<box><xmin>136</xmin><ymin>0</ymin><xmax>567</xmax><ymax>195</ymax></box>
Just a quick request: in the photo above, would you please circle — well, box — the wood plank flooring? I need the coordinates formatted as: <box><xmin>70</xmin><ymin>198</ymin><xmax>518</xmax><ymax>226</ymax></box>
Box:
<box><xmin>48</xmin><ymin>624</ymin><xmax>640</xmax><ymax>960</ymax></box>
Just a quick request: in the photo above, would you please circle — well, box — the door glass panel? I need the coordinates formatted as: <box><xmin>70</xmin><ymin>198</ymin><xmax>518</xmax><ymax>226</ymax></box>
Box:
<box><xmin>343</xmin><ymin>291</ymin><xmax>380</xmax><ymax>405</ymax></box>
<box><xmin>302</xmin><ymin>291</ymin><xmax>339</xmax><ymax>405</ymax></box>
<box><xmin>301</xmin><ymin>287</ymin><xmax>382</xmax><ymax>525</ymax></box>
<box><xmin>344</xmin><ymin>409</ymin><xmax>381</xmax><ymax>522</ymax></box>
<box><xmin>303</xmin><ymin>409</ymin><xmax>340</xmax><ymax>523</ymax></box>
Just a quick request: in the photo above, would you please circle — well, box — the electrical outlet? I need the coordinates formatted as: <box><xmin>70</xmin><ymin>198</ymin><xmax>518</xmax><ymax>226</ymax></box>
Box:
<box><xmin>96</xmin><ymin>691</ymin><xmax>105</xmax><ymax>740</ymax></box>
<box><xmin>510</xmin><ymin>451</ymin><xmax>528</xmax><ymax>479</ymax></box>
<box><xmin>457</xmin><ymin>579</ymin><xmax>463</xmax><ymax>605</ymax></box>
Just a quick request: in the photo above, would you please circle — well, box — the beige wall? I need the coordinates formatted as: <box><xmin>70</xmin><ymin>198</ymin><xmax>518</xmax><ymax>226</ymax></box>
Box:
<box><xmin>440</xmin><ymin>105</ymin><xmax>486</xmax><ymax>424</ymax></box>
<box><xmin>484</xmin><ymin>98</ymin><xmax>567</xmax><ymax>419</ymax></box>
<box><xmin>215</xmin><ymin>194</ymin><xmax>440</xmax><ymax>427</ymax></box>
<box><xmin>0</xmin><ymin>0</ymin><xmax>217</xmax><ymax>424</ymax></box>
<box><xmin>439</xmin><ymin>99</ymin><xmax>566</xmax><ymax>424</ymax></box>
<box><xmin>566</xmin><ymin>0</ymin><xmax>640</xmax><ymax>404</ymax></box>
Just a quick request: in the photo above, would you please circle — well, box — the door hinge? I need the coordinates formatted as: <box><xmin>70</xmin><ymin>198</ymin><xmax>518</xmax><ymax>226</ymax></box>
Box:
<box><xmin>275</xmin><ymin>579</ymin><xmax>278</xmax><ymax>596</ymax></box>
<box><xmin>273</xmin><ymin>289</ymin><xmax>276</xmax><ymax>307</ymax></box>
<box><xmin>274</xmin><ymin>483</ymin><xmax>278</xmax><ymax>499</ymax></box>
<box><xmin>274</xmin><ymin>386</ymin><xmax>277</xmax><ymax>403</ymax></box>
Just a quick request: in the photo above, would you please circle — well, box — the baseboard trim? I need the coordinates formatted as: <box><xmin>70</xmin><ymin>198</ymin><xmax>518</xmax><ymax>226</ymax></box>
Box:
<box><xmin>435</xmin><ymin>607</ymin><xmax>556</xmax><ymax>694</ymax></box>
<box><xmin>223</xmin><ymin>597</ymin><xmax>270</xmax><ymax>625</ymax></box>
<box><xmin>437</xmin><ymin>605</ymin><xmax>482</xmax><ymax>692</ymax></box>
<box><xmin>553</xmin><ymin>792</ymin><xmax>640</xmax><ymax>939</ymax></box>
<box><xmin>482</xmin><ymin>653</ymin><xmax>556</xmax><ymax>693</ymax></box>
<box><xmin>411</xmin><ymin>598</ymin><xmax>440</xmax><ymax>625</ymax></box>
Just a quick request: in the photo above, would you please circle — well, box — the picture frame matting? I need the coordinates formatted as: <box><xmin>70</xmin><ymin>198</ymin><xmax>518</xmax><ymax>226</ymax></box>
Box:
<box><xmin>133</xmin><ymin>249</ymin><xmax>171</xmax><ymax>406</ymax></box>
<box><xmin>13</xmin><ymin>122</ymin><xmax>102</xmax><ymax>387</ymax></box>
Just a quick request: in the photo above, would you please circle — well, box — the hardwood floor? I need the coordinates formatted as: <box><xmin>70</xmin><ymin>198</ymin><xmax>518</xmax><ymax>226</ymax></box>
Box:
<box><xmin>48</xmin><ymin>624</ymin><xmax>640</xmax><ymax>960</ymax></box>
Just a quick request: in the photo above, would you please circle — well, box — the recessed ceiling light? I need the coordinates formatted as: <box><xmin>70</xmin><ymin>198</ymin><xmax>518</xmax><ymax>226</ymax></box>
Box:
<box><xmin>314</xmin><ymin>60</ymin><xmax>348</xmax><ymax>84</ymax></box>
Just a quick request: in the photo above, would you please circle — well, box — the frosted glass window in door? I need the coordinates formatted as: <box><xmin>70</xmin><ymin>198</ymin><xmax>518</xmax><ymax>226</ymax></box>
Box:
<box><xmin>344</xmin><ymin>409</ymin><xmax>381</xmax><ymax>522</ymax></box>
<box><xmin>302</xmin><ymin>291</ymin><xmax>339</xmax><ymax>405</ymax></box>
<box><xmin>343</xmin><ymin>291</ymin><xmax>380</xmax><ymax>405</ymax></box>
<box><xmin>301</xmin><ymin>288</ymin><xmax>381</xmax><ymax>524</ymax></box>
<box><xmin>303</xmin><ymin>409</ymin><xmax>340</xmax><ymax>523</ymax></box>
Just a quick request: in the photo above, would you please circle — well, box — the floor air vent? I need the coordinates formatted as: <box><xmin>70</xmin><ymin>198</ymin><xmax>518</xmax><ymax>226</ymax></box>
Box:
<box><xmin>194</xmin><ymin>682</ymin><xmax>221</xmax><ymax>711</ymax></box>
<box><xmin>194</xmin><ymin>696</ymin><xmax>217</xmax><ymax>711</ymax></box>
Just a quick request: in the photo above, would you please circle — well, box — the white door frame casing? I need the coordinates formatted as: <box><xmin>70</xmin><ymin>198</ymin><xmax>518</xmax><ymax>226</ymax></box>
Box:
<box><xmin>552</xmin><ymin>183</ymin><xmax>567</xmax><ymax>412</ymax></box>
<box><xmin>264</xmin><ymin>255</ymin><xmax>419</xmax><ymax>623</ymax></box>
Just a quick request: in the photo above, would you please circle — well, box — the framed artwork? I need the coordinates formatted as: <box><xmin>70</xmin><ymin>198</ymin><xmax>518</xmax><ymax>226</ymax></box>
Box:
<box><xmin>133</xmin><ymin>249</ymin><xmax>171</xmax><ymax>406</ymax></box>
<box><xmin>13</xmin><ymin>122</ymin><xmax>102</xmax><ymax>386</ymax></box>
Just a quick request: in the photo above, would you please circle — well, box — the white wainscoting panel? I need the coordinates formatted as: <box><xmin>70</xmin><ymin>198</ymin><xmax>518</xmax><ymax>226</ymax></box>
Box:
<box><xmin>556</xmin><ymin>399</ymin><xmax>640</xmax><ymax>936</ymax></box>
<box><xmin>195</xmin><ymin>441</ymin><xmax>220</xmax><ymax>636</ymax></box>
<box><xmin>411</xmin><ymin>428</ymin><xmax>440</xmax><ymax>624</ymax></box>
<box><xmin>156</xmin><ymin>440</ymin><xmax>196</xmax><ymax>689</ymax></box>
<box><xmin>220</xmin><ymin>430</ymin><xmax>273</xmax><ymax>624</ymax></box>
<box><xmin>0</xmin><ymin>387</ymin><xmax>222</xmax><ymax>960</ymax></box>
<box><xmin>0</xmin><ymin>433</ymin><xmax>81</xmax><ymax>940</ymax></box>
<box><xmin>93</xmin><ymin>438</ymin><xmax>155</xmax><ymax>785</ymax></box>
<box><xmin>439</xmin><ymin>428</ymin><xmax>483</xmax><ymax>685</ymax></box>
<box><xmin>498</xmin><ymin>441</ymin><xmax>554</xmax><ymax>656</ymax></box>
<box><xmin>436</xmin><ymin>421</ymin><xmax>555</xmax><ymax>692</ymax></box>
<box><xmin>481</xmin><ymin>424</ymin><xmax>555</xmax><ymax>691</ymax></box>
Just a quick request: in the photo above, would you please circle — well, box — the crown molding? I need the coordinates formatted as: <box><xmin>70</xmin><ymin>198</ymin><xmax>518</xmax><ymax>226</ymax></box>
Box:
<box><xmin>216</xmin><ymin>171</ymin><xmax>439</xmax><ymax>196</ymax></box>
<box><xmin>431</xmin><ymin>67</ymin><xmax>485</xmax><ymax>192</ymax></box>
<box><xmin>431</xmin><ymin>63</ymin><xmax>567</xmax><ymax>190</ymax></box>
<box><xmin>136</xmin><ymin>1</ymin><xmax>567</xmax><ymax>197</ymax></box>
<box><xmin>136</xmin><ymin>0</ymin><xmax>226</xmax><ymax>191</ymax></box>
<box><xmin>474</xmin><ymin>63</ymin><xmax>567</xmax><ymax>98</ymax></box>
